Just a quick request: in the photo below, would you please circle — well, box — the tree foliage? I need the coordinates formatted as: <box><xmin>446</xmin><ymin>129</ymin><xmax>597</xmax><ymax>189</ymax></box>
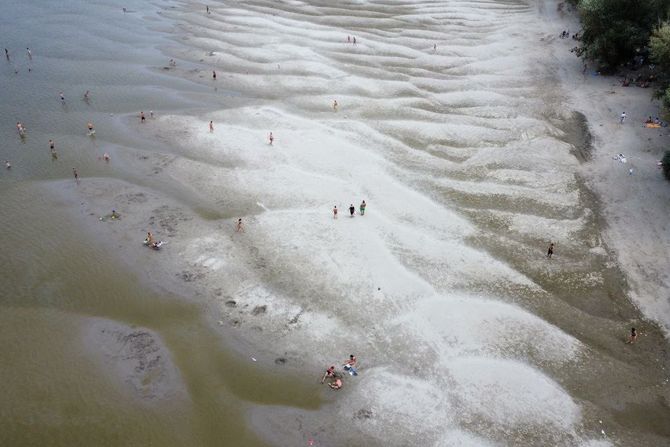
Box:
<box><xmin>578</xmin><ymin>0</ymin><xmax>670</xmax><ymax>68</ymax></box>
<box><xmin>650</xmin><ymin>23</ymin><xmax>670</xmax><ymax>71</ymax></box>
<box><xmin>662</xmin><ymin>150</ymin><xmax>670</xmax><ymax>180</ymax></box>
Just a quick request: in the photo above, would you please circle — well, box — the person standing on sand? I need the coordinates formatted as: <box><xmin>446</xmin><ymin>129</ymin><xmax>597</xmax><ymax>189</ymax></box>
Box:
<box><xmin>268</xmin><ymin>132</ymin><xmax>274</xmax><ymax>145</ymax></box>
<box><xmin>5</xmin><ymin>48</ymin><xmax>9</xmax><ymax>60</ymax></box>
<box><xmin>209</xmin><ymin>120</ymin><xmax>214</xmax><ymax>132</ymax></box>
<box><xmin>547</xmin><ymin>242</ymin><xmax>554</xmax><ymax>259</ymax></box>
<box><xmin>349</xmin><ymin>204</ymin><xmax>355</xmax><ymax>217</ymax></box>
<box><xmin>206</xmin><ymin>5</ymin><xmax>210</xmax><ymax>14</ymax></box>
<box><xmin>333</xmin><ymin>205</ymin><xmax>338</xmax><ymax>219</ymax></box>
<box><xmin>212</xmin><ymin>70</ymin><xmax>217</xmax><ymax>80</ymax></box>
<box><xmin>72</xmin><ymin>167</ymin><xmax>79</xmax><ymax>184</ymax></box>
<box><xmin>360</xmin><ymin>200</ymin><xmax>366</xmax><ymax>215</ymax></box>
<box><xmin>347</xmin><ymin>36</ymin><xmax>351</xmax><ymax>43</ymax></box>
<box><xmin>236</xmin><ymin>218</ymin><xmax>244</xmax><ymax>232</ymax></box>
<box><xmin>626</xmin><ymin>327</ymin><xmax>637</xmax><ymax>344</ymax></box>
<box><xmin>620</xmin><ymin>111</ymin><xmax>626</xmax><ymax>124</ymax></box>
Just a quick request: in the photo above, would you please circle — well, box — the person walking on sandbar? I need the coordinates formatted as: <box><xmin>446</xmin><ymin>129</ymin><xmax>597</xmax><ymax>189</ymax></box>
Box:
<box><xmin>547</xmin><ymin>242</ymin><xmax>554</xmax><ymax>259</ymax></box>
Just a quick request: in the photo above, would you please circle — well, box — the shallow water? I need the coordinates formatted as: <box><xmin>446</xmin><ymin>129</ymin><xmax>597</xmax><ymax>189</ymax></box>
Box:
<box><xmin>0</xmin><ymin>1</ymin><xmax>318</xmax><ymax>446</ymax></box>
<box><xmin>2</xmin><ymin>0</ymin><xmax>670</xmax><ymax>445</ymax></box>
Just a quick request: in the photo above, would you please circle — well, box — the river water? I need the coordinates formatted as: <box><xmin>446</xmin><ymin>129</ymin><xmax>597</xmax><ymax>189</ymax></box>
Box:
<box><xmin>2</xmin><ymin>0</ymin><xmax>670</xmax><ymax>446</ymax></box>
<box><xmin>0</xmin><ymin>1</ymin><xmax>318</xmax><ymax>446</ymax></box>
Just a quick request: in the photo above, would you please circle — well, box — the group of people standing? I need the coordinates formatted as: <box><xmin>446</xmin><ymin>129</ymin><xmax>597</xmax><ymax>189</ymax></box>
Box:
<box><xmin>333</xmin><ymin>200</ymin><xmax>366</xmax><ymax>218</ymax></box>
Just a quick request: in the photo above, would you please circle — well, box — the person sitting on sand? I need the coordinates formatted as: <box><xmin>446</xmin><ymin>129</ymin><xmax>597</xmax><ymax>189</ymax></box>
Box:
<box><xmin>646</xmin><ymin>116</ymin><xmax>653</xmax><ymax>124</ymax></box>
<box><xmin>103</xmin><ymin>153</ymin><xmax>110</xmax><ymax>162</ymax></box>
<box><xmin>328</xmin><ymin>377</ymin><xmax>343</xmax><ymax>390</ymax></box>
<box><xmin>111</xmin><ymin>210</ymin><xmax>120</xmax><ymax>219</ymax></box>
<box><xmin>344</xmin><ymin>354</ymin><xmax>357</xmax><ymax>368</ymax></box>
<box><xmin>321</xmin><ymin>366</ymin><xmax>336</xmax><ymax>384</ymax></box>
<box><xmin>146</xmin><ymin>231</ymin><xmax>154</xmax><ymax>244</ymax></box>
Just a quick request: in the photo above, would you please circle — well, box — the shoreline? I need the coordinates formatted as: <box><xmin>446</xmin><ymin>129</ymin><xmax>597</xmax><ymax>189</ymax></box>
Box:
<box><xmin>553</xmin><ymin>8</ymin><xmax>670</xmax><ymax>338</ymax></box>
<box><xmin>2</xmin><ymin>0</ymin><xmax>670</xmax><ymax>445</ymax></box>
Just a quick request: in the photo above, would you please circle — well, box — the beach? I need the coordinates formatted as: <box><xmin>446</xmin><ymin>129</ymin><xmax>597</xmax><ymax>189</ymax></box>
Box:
<box><xmin>1</xmin><ymin>0</ymin><xmax>669</xmax><ymax>445</ymax></box>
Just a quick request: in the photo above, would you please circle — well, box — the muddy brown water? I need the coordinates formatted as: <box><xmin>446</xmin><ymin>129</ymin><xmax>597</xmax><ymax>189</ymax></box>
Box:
<box><xmin>0</xmin><ymin>183</ymin><xmax>320</xmax><ymax>446</ymax></box>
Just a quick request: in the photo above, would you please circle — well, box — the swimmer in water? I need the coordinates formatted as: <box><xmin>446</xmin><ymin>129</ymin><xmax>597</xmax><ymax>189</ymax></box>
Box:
<box><xmin>59</xmin><ymin>91</ymin><xmax>65</xmax><ymax>102</ymax></box>
<box><xmin>140</xmin><ymin>111</ymin><xmax>145</xmax><ymax>123</ymax></box>
<box><xmin>72</xmin><ymin>167</ymin><xmax>79</xmax><ymax>183</ymax></box>
<box><xmin>87</xmin><ymin>122</ymin><xmax>95</xmax><ymax>135</ymax></box>
<box><xmin>236</xmin><ymin>218</ymin><xmax>244</xmax><ymax>233</ymax></box>
<box><xmin>209</xmin><ymin>120</ymin><xmax>214</xmax><ymax>132</ymax></box>
<box><xmin>268</xmin><ymin>132</ymin><xmax>274</xmax><ymax>145</ymax></box>
<box><xmin>349</xmin><ymin>204</ymin><xmax>355</xmax><ymax>217</ymax></box>
<box><xmin>333</xmin><ymin>99</ymin><xmax>338</xmax><ymax>111</ymax></box>
<box><xmin>5</xmin><ymin>160</ymin><xmax>11</xmax><ymax>169</ymax></box>
<box><xmin>333</xmin><ymin>205</ymin><xmax>338</xmax><ymax>219</ymax></box>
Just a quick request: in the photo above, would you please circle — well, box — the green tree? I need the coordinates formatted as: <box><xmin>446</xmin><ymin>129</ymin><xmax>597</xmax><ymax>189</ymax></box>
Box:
<box><xmin>662</xmin><ymin>150</ymin><xmax>670</xmax><ymax>180</ymax></box>
<box><xmin>579</xmin><ymin>0</ymin><xmax>660</xmax><ymax>68</ymax></box>
<box><xmin>650</xmin><ymin>23</ymin><xmax>670</xmax><ymax>70</ymax></box>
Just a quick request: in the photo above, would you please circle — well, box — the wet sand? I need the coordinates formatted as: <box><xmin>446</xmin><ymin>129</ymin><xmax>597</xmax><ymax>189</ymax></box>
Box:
<box><xmin>2</xmin><ymin>0</ymin><xmax>670</xmax><ymax>445</ymax></box>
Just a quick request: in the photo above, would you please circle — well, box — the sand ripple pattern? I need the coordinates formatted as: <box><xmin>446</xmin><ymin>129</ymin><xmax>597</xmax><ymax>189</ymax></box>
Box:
<box><xmin>155</xmin><ymin>0</ymin><xmax>626</xmax><ymax>445</ymax></box>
